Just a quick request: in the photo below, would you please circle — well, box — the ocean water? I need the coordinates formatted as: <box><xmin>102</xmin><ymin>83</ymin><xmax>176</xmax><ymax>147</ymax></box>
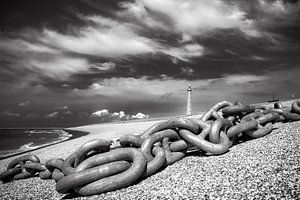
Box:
<box><xmin>0</xmin><ymin>128</ymin><xmax>73</xmax><ymax>158</ymax></box>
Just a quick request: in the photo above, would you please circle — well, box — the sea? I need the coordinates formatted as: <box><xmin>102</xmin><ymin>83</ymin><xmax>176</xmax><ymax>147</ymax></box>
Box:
<box><xmin>0</xmin><ymin>128</ymin><xmax>87</xmax><ymax>159</ymax></box>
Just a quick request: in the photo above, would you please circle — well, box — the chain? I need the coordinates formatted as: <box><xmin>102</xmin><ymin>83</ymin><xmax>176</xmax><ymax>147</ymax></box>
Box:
<box><xmin>1</xmin><ymin>100</ymin><xmax>300</xmax><ymax>196</ymax></box>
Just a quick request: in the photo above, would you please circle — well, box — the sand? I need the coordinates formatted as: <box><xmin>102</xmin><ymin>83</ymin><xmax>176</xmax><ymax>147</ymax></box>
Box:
<box><xmin>0</xmin><ymin>101</ymin><xmax>299</xmax><ymax>199</ymax></box>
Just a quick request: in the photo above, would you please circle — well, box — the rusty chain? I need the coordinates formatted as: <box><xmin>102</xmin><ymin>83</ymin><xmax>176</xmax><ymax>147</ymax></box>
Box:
<box><xmin>1</xmin><ymin>100</ymin><xmax>300</xmax><ymax>196</ymax></box>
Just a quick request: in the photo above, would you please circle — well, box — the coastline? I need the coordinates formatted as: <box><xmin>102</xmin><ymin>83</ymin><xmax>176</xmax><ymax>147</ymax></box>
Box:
<box><xmin>64</xmin><ymin>129</ymin><xmax>90</xmax><ymax>140</ymax></box>
<box><xmin>0</xmin><ymin>129</ymin><xmax>89</xmax><ymax>160</ymax></box>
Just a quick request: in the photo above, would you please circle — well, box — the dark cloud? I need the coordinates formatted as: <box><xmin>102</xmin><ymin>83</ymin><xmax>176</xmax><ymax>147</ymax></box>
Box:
<box><xmin>0</xmin><ymin>0</ymin><xmax>300</xmax><ymax>127</ymax></box>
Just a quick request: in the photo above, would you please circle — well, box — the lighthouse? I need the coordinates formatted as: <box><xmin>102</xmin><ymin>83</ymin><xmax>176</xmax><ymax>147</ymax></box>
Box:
<box><xmin>186</xmin><ymin>85</ymin><xmax>192</xmax><ymax>115</ymax></box>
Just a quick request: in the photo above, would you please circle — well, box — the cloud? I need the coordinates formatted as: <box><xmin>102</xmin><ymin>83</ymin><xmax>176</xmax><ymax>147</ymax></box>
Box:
<box><xmin>89</xmin><ymin>83</ymin><xmax>104</xmax><ymax>90</ymax></box>
<box><xmin>61</xmin><ymin>106</ymin><xmax>69</xmax><ymax>111</ymax></box>
<box><xmin>248</xmin><ymin>55</ymin><xmax>268</xmax><ymax>61</ymax></box>
<box><xmin>38</xmin><ymin>16</ymin><xmax>157</xmax><ymax>57</ymax></box>
<box><xmin>44</xmin><ymin>106</ymin><xmax>72</xmax><ymax>119</ymax></box>
<box><xmin>132</xmin><ymin>112</ymin><xmax>149</xmax><ymax>119</ymax></box>
<box><xmin>19</xmin><ymin>100</ymin><xmax>30</xmax><ymax>107</ymax></box>
<box><xmin>25</xmin><ymin>113</ymin><xmax>40</xmax><ymax>119</ymax></box>
<box><xmin>0</xmin><ymin>37</ymin><xmax>93</xmax><ymax>81</ymax></box>
<box><xmin>45</xmin><ymin>111</ymin><xmax>59</xmax><ymax>118</ymax></box>
<box><xmin>37</xmin><ymin>15</ymin><xmax>205</xmax><ymax>62</ymax></box>
<box><xmin>91</xmin><ymin>109</ymin><xmax>149</xmax><ymax>122</ymax></box>
<box><xmin>180</xmin><ymin>66</ymin><xmax>195</xmax><ymax>76</ymax></box>
<box><xmin>162</xmin><ymin>44</ymin><xmax>204</xmax><ymax>62</ymax></box>
<box><xmin>1</xmin><ymin>111</ymin><xmax>21</xmax><ymax>117</ymax></box>
<box><xmin>29</xmin><ymin>56</ymin><xmax>91</xmax><ymax>80</ymax></box>
<box><xmin>112</xmin><ymin>111</ymin><xmax>130</xmax><ymax>120</ymax></box>
<box><xmin>0</xmin><ymin>13</ymin><xmax>205</xmax><ymax>85</ymax></box>
<box><xmin>4</xmin><ymin>0</ymin><xmax>288</xmax><ymax>84</ymax></box>
<box><xmin>124</xmin><ymin>0</ymin><xmax>260</xmax><ymax>37</ymax></box>
<box><xmin>93</xmin><ymin>62</ymin><xmax>116</xmax><ymax>71</ymax></box>
<box><xmin>62</xmin><ymin>84</ymin><xmax>70</xmax><ymax>88</ymax></box>
<box><xmin>238</xmin><ymin>0</ymin><xmax>300</xmax><ymax>29</ymax></box>
<box><xmin>119</xmin><ymin>1</ymin><xmax>168</xmax><ymax>31</ymax></box>
<box><xmin>0</xmin><ymin>38</ymin><xmax>59</xmax><ymax>54</ymax></box>
<box><xmin>258</xmin><ymin>0</ymin><xmax>300</xmax><ymax>16</ymax></box>
<box><xmin>92</xmin><ymin>109</ymin><xmax>110</xmax><ymax>117</ymax></box>
<box><xmin>64</xmin><ymin>110</ymin><xmax>72</xmax><ymax>115</ymax></box>
<box><xmin>222</xmin><ymin>74</ymin><xmax>269</xmax><ymax>85</ymax></box>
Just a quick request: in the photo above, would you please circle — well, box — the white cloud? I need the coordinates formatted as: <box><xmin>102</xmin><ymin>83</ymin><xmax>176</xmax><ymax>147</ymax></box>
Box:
<box><xmin>93</xmin><ymin>62</ymin><xmax>116</xmax><ymax>71</ymax></box>
<box><xmin>29</xmin><ymin>56</ymin><xmax>90</xmax><ymax>80</ymax></box>
<box><xmin>39</xmin><ymin>17</ymin><xmax>157</xmax><ymax>57</ymax></box>
<box><xmin>248</xmin><ymin>55</ymin><xmax>268</xmax><ymax>61</ymax></box>
<box><xmin>0</xmin><ymin>37</ymin><xmax>92</xmax><ymax>81</ymax></box>
<box><xmin>90</xmin><ymin>83</ymin><xmax>104</xmax><ymax>90</ymax></box>
<box><xmin>222</xmin><ymin>74</ymin><xmax>269</xmax><ymax>85</ymax></box>
<box><xmin>259</xmin><ymin>0</ymin><xmax>288</xmax><ymax>15</ymax></box>
<box><xmin>45</xmin><ymin>111</ymin><xmax>59</xmax><ymax>118</ymax></box>
<box><xmin>62</xmin><ymin>84</ymin><xmax>70</xmax><ymax>88</ymax></box>
<box><xmin>25</xmin><ymin>113</ymin><xmax>39</xmax><ymax>118</ymax></box>
<box><xmin>56</xmin><ymin>105</ymin><xmax>69</xmax><ymax>111</ymax></box>
<box><xmin>0</xmin><ymin>39</ymin><xmax>59</xmax><ymax>54</ymax></box>
<box><xmin>180</xmin><ymin>34</ymin><xmax>193</xmax><ymax>43</ymax></box>
<box><xmin>92</xmin><ymin>109</ymin><xmax>110</xmax><ymax>117</ymax></box>
<box><xmin>132</xmin><ymin>112</ymin><xmax>149</xmax><ymax>119</ymax></box>
<box><xmin>119</xmin><ymin>1</ymin><xmax>169</xmax><ymax>31</ymax></box>
<box><xmin>64</xmin><ymin>111</ymin><xmax>72</xmax><ymax>115</ymax></box>
<box><xmin>19</xmin><ymin>100</ymin><xmax>30</xmax><ymax>107</ymax></box>
<box><xmin>36</xmin><ymin>15</ymin><xmax>205</xmax><ymax>62</ymax></box>
<box><xmin>256</xmin><ymin>0</ymin><xmax>300</xmax><ymax>27</ymax></box>
<box><xmin>125</xmin><ymin>0</ymin><xmax>260</xmax><ymax>37</ymax></box>
<box><xmin>44</xmin><ymin>106</ymin><xmax>72</xmax><ymax>119</ymax></box>
<box><xmin>2</xmin><ymin>0</ymin><xmax>296</xmax><ymax>84</ymax></box>
<box><xmin>91</xmin><ymin>109</ymin><xmax>149</xmax><ymax>121</ymax></box>
<box><xmin>112</xmin><ymin>112</ymin><xmax>120</xmax><ymax>117</ymax></box>
<box><xmin>111</xmin><ymin>111</ymin><xmax>131</xmax><ymax>120</ymax></box>
<box><xmin>119</xmin><ymin>111</ymin><xmax>127</xmax><ymax>119</ymax></box>
<box><xmin>162</xmin><ymin>43</ymin><xmax>204</xmax><ymax>62</ymax></box>
<box><xmin>1</xmin><ymin>111</ymin><xmax>21</xmax><ymax>117</ymax></box>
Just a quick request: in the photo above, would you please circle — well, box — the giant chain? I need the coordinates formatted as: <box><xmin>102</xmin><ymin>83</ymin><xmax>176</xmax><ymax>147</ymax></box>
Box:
<box><xmin>1</xmin><ymin>100</ymin><xmax>300</xmax><ymax>196</ymax></box>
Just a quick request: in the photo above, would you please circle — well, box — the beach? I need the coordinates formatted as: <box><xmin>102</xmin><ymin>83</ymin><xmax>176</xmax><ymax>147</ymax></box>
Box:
<box><xmin>2</xmin><ymin>0</ymin><xmax>300</xmax><ymax>198</ymax></box>
<box><xmin>0</xmin><ymin>101</ymin><xmax>299</xmax><ymax>199</ymax></box>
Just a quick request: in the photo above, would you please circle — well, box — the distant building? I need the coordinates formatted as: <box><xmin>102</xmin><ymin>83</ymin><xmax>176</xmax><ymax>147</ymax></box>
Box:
<box><xmin>187</xmin><ymin>85</ymin><xmax>192</xmax><ymax>115</ymax></box>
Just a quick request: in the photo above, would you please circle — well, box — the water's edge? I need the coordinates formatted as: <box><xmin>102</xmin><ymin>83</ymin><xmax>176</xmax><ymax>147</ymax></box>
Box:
<box><xmin>0</xmin><ymin>129</ymin><xmax>89</xmax><ymax>160</ymax></box>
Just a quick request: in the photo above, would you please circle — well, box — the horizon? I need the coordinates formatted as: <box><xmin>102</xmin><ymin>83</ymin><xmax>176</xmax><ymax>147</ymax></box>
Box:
<box><xmin>1</xmin><ymin>0</ymin><xmax>300</xmax><ymax>127</ymax></box>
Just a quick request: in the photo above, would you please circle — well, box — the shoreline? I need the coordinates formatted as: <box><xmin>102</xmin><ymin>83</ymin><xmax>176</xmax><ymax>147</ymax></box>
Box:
<box><xmin>0</xmin><ymin>129</ymin><xmax>89</xmax><ymax>160</ymax></box>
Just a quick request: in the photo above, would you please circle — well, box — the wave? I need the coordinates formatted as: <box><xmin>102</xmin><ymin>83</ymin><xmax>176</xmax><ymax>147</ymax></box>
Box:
<box><xmin>19</xmin><ymin>131</ymin><xmax>72</xmax><ymax>151</ymax></box>
<box><xmin>58</xmin><ymin>130</ymin><xmax>72</xmax><ymax>140</ymax></box>
<box><xmin>19</xmin><ymin>142</ymin><xmax>36</xmax><ymax>151</ymax></box>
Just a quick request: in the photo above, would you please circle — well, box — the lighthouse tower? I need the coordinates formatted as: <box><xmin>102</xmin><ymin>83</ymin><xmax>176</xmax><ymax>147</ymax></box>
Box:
<box><xmin>186</xmin><ymin>85</ymin><xmax>192</xmax><ymax>115</ymax></box>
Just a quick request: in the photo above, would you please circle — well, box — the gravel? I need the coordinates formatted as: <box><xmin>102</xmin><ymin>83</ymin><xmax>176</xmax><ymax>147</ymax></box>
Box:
<box><xmin>0</xmin><ymin>109</ymin><xmax>299</xmax><ymax>199</ymax></box>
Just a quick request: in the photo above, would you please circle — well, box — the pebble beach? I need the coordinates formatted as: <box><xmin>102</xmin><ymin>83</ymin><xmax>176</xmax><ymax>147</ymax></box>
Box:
<box><xmin>0</xmin><ymin>101</ymin><xmax>300</xmax><ymax>200</ymax></box>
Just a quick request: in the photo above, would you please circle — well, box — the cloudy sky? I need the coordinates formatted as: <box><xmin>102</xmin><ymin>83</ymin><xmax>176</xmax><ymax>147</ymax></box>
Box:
<box><xmin>0</xmin><ymin>0</ymin><xmax>300</xmax><ymax>127</ymax></box>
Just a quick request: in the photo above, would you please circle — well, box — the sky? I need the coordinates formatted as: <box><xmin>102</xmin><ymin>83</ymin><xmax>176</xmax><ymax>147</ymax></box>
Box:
<box><xmin>0</xmin><ymin>0</ymin><xmax>300</xmax><ymax>127</ymax></box>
